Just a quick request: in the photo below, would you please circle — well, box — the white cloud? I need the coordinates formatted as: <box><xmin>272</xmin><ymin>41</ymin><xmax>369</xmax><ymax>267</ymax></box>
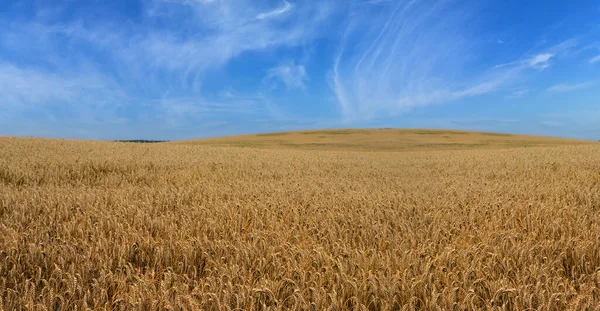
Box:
<box><xmin>508</xmin><ymin>89</ymin><xmax>529</xmax><ymax>98</ymax></box>
<box><xmin>332</xmin><ymin>1</ymin><xmax>473</xmax><ymax>118</ymax></box>
<box><xmin>590</xmin><ymin>55</ymin><xmax>600</xmax><ymax>64</ymax></box>
<box><xmin>329</xmin><ymin>0</ymin><xmax>587</xmax><ymax>121</ymax></box>
<box><xmin>547</xmin><ymin>82</ymin><xmax>594</xmax><ymax>93</ymax></box>
<box><xmin>493</xmin><ymin>48</ymin><xmax>564</xmax><ymax>71</ymax></box>
<box><xmin>452</xmin><ymin>79</ymin><xmax>506</xmax><ymax>98</ymax></box>
<box><xmin>0</xmin><ymin>64</ymin><xmax>126</xmax><ymax>109</ymax></box>
<box><xmin>118</xmin><ymin>0</ymin><xmax>335</xmax><ymax>91</ymax></box>
<box><xmin>256</xmin><ymin>1</ymin><xmax>293</xmax><ymax>20</ymax></box>
<box><xmin>265</xmin><ymin>63</ymin><xmax>308</xmax><ymax>89</ymax></box>
<box><xmin>0</xmin><ymin>0</ymin><xmax>336</xmax><ymax>126</ymax></box>
<box><xmin>330</xmin><ymin>0</ymin><xmax>534</xmax><ymax>119</ymax></box>
<box><xmin>528</xmin><ymin>53</ymin><xmax>554</xmax><ymax>69</ymax></box>
<box><xmin>0</xmin><ymin>62</ymin><xmax>132</xmax><ymax>130</ymax></box>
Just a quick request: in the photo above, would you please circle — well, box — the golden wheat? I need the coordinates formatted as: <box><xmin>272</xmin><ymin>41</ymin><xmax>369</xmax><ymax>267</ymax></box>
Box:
<box><xmin>1</xmin><ymin>131</ymin><xmax>599</xmax><ymax>310</ymax></box>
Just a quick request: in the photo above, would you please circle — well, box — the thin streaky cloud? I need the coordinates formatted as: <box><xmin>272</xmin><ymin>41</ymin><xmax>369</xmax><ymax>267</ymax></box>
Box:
<box><xmin>528</xmin><ymin>53</ymin><xmax>554</xmax><ymax>69</ymax></box>
<box><xmin>0</xmin><ymin>0</ymin><xmax>335</xmax><ymax>122</ymax></box>
<box><xmin>265</xmin><ymin>63</ymin><xmax>308</xmax><ymax>89</ymax></box>
<box><xmin>547</xmin><ymin>81</ymin><xmax>594</xmax><ymax>93</ymax></box>
<box><xmin>0</xmin><ymin>63</ymin><xmax>127</xmax><ymax>109</ymax></box>
<box><xmin>332</xmin><ymin>1</ymin><xmax>474</xmax><ymax>119</ymax></box>
<box><xmin>508</xmin><ymin>89</ymin><xmax>529</xmax><ymax>98</ymax></box>
<box><xmin>256</xmin><ymin>1</ymin><xmax>293</xmax><ymax>20</ymax></box>
<box><xmin>330</xmin><ymin>0</ymin><xmax>537</xmax><ymax>120</ymax></box>
<box><xmin>590</xmin><ymin>55</ymin><xmax>600</xmax><ymax>64</ymax></box>
<box><xmin>492</xmin><ymin>38</ymin><xmax>580</xmax><ymax>70</ymax></box>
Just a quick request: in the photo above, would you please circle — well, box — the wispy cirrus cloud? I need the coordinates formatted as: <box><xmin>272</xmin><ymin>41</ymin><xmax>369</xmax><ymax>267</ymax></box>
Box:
<box><xmin>528</xmin><ymin>53</ymin><xmax>554</xmax><ymax>69</ymax></box>
<box><xmin>508</xmin><ymin>89</ymin><xmax>529</xmax><ymax>98</ymax></box>
<box><xmin>265</xmin><ymin>62</ymin><xmax>308</xmax><ymax>89</ymax></box>
<box><xmin>488</xmin><ymin>52</ymin><xmax>553</xmax><ymax>71</ymax></box>
<box><xmin>0</xmin><ymin>0</ymin><xmax>336</xmax><ymax>135</ymax></box>
<box><xmin>257</xmin><ymin>1</ymin><xmax>293</xmax><ymax>20</ymax></box>
<box><xmin>330</xmin><ymin>1</ymin><xmax>538</xmax><ymax>120</ymax></box>
<box><xmin>122</xmin><ymin>0</ymin><xmax>335</xmax><ymax>90</ymax></box>
<box><xmin>330</xmin><ymin>1</ymin><xmax>589</xmax><ymax>121</ymax></box>
<box><xmin>0</xmin><ymin>64</ymin><xmax>126</xmax><ymax>107</ymax></box>
<box><xmin>590</xmin><ymin>55</ymin><xmax>600</xmax><ymax>64</ymax></box>
<box><xmin>547</xmin><ymin>81</ymin><xmax>594</xmax><ymax>93</ymax></box>
<box><xmin>331</xmin><ymin>1</ymin><xmax>480</xmax><ymax>119</ymax></box>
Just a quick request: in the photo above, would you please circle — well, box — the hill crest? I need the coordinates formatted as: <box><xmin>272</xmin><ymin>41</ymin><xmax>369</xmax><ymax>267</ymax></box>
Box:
<box><xmin>176</xmin><ymin>128</ymin><xmax>591</xmax><ymax>151</ymax></box>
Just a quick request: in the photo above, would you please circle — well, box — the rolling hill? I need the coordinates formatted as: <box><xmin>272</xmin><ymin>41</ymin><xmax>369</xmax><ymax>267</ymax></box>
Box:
<box><xmin>176</xmin><ymin>128</ymin><xmax>591</xmax><ymax>151</ymax></box>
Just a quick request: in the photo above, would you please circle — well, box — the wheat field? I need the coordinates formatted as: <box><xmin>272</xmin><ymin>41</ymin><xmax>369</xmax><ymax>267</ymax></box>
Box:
<box><xmin>1</xmin><ymin>129</ymin><xmax>600</xmax><ymax>310</ymax></box>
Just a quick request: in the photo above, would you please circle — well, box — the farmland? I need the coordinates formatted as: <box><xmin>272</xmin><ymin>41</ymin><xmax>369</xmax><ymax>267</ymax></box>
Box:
<box><xmin>1</xmin><ymin>129</ymin><xmax>600</xmax><ymax>310</ymax></box>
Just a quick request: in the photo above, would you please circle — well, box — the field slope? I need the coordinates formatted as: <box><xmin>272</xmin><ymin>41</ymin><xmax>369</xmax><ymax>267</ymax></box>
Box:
<box><xmin>1</xmin><ymin>130</ymin><xmax>600</xmax><ymax>310</ymax></box>
<box><xmin>177</xmin><ymin>128</ymin><xmax>590</xmax><ymax>151</ymax></box>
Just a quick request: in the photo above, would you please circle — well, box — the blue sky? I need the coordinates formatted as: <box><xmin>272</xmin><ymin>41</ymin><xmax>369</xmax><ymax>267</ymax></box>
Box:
<box><xmin>1</xmin><ymin>0</ymin><xmax>599</xmax><ymax>140</ymax></box>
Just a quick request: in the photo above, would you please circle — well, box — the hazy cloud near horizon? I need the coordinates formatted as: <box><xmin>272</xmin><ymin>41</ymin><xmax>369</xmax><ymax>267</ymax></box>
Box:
<box><xmin>1</xmin><ymin>0</ymin><xmax>599</xmax><ymax>140</ymax></box>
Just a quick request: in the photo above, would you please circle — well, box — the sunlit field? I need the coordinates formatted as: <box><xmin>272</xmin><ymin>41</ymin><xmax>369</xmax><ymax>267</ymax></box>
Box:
<box><xmin>1</xmin><ymin>129</ymin><xmax>599</xmax><ymax>310</ymax></box>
